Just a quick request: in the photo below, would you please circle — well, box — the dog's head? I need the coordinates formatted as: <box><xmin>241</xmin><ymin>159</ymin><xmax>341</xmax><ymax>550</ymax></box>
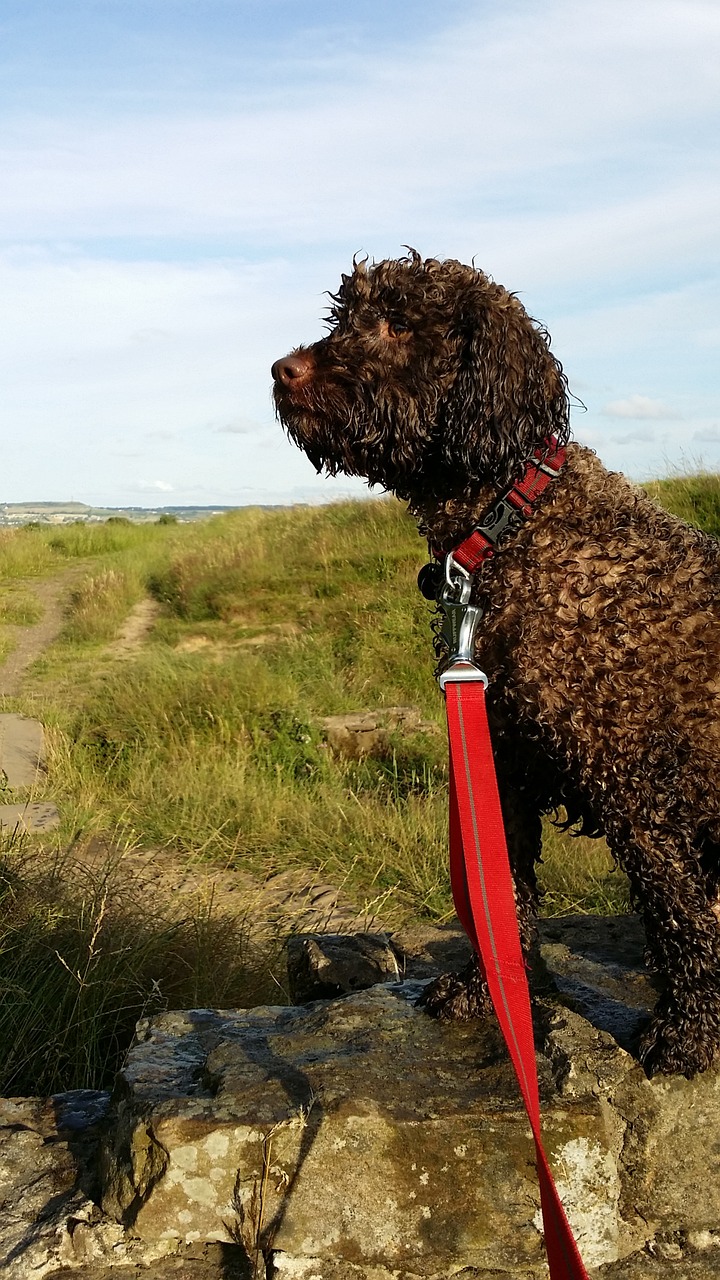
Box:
<box><xmin>272</xmin><ymin>251</ymin><xmax>570</xmax><ymax>501</ymax></box>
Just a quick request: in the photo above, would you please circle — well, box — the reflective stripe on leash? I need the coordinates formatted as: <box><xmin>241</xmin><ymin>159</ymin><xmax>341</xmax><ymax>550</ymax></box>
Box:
<box><xmin>444</xmin><ymin>678</ymin><xmax>590</xmax><ymax>1280</ymax></box>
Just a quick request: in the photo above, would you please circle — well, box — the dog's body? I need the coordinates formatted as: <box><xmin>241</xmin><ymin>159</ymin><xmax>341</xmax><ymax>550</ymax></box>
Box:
<box><xmin>272</xmin><ymin>252</ymin><xmax>720</xmax><ymax>1077</ymax></box>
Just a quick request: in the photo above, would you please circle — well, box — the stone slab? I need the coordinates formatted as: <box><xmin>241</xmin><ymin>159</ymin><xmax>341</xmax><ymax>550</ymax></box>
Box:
<box><xmin>100</xmin><ymin>987</ymin><xmax>636</xmax><ymax>1276</ymax></box>
<box><xmin>0</xmin><ymin>713</ymin><xmax>45</xmax><ymax>788</ymax></box>
<box><xmin>321</xmin><ymin>707</ymin><xmax>439</xmax><ymax>759</ymax></box>
<box><xmin>538</xmin><ymin>913</ymin><xmax>655</xmax><ymax>1051</ymax></box>
<box><xmin>5</xmin><ymin>913</ymin><xmax>720</xmax><ymax>1277</ymax></box>
<box><xmin>267</xmin><ymin>1250</ymin><xmax>720</xmax><ymax>1279</ymax></box>
<box><xmin>0</xmin><ymin>1092</ymin><xmax>258</xmax><ymax>1278</ymax></box>
<box><xmin>0</xmin><ymin>802</ymin><xmax>60</xmax><ymax>834</ymax></box>
<box><xmin>0</xmin><ymin>1092</ymin><xmax>111</xmax><ymax>1278</ymax></box>
<box><xmin>98</xmin><ymin>926</ymin><xmax>720</xmax><ymax>1280</ymax></box>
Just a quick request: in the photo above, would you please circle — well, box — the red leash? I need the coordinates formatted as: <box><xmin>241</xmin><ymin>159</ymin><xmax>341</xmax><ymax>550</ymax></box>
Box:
<box><xmin>419</xmin><ymin>436</ymin><xmax>588</xmax><ymax>1272</ymax></box>
<box><xmin>444</xmin><ymin>678</ymin><xmax>590</xmax><ymax>1278</ymax></box>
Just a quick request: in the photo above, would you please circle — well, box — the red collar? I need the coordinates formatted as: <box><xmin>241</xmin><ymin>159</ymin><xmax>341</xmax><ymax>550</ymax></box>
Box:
<box><xmin>443</xmin><ymin>436</ymin><xmax>566</xmax><ymax>572</ymax></box>
<box><xmin>417</xmin><ymin>437</ymin><xmax>567</xmax><ymax>683</ymax></box>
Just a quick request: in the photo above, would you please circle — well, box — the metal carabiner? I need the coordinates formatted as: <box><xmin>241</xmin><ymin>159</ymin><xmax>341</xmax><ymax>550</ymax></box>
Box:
<box><xmin>437</xmin><ymin>555</ymin><xmax>489</xmax><ymax>690</ymax></box>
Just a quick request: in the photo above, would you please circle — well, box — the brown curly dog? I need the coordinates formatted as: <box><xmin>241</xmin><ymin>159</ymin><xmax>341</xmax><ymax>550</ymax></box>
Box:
<box><xmin>272</xmin><ymin>250</ymin><xmax>720</xmax><ymax>1078</ymax></box>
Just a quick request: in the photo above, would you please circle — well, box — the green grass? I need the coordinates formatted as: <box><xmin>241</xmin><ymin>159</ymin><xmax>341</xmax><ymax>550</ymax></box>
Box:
<box><xmin>40</xmin><ymin>650</ymin><xmax>450</xmax><ymax>922</ymax></box>
<box><xmin>27</xmin><ymin>502</ymin><xmax>447</xmax><ymax>924</ymax></box>
<box><xmin>0</xmin><ymin>515</ymin><xmax>193</xmax><ymax>591</ymax></box>
<box><xmin>0</xmin><ymin>587</ymin><xmax>43</xmax><ymax>626</ymax></box>
<box><xmin>64</xmin><ymin>568</ymin><xmax>146</xmax><ymax>642</ymax></box>
<box><xmin>0</xmin><ymin>473</ymin><xmax>715</xmax><ymax>1091</ymax></box>
<box><xmin>19</xmin><ymin>482</ymin><xmax>717</xmax><ymax>919</ymax></box>
<box><xmin>0</xmin><ymin>834</ymin><xmax>280</xmax><ymax>1095</ymax></box>
<box><xmin>644</xmin><ymin>472</ymin><xmax>720</xmax><ymax>537</ymax></box>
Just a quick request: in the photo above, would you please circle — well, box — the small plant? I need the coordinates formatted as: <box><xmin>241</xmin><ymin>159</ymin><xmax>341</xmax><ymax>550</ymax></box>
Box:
<box><xmin>0</xmin><ymin>589</ymin><xmax>43</xmax><ymax>626</ymax></box>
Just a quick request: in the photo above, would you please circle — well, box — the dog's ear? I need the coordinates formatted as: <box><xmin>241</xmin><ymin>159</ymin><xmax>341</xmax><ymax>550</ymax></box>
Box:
<box><xmin>441</xmin><ymin>281</ymin><xmax>570</xmax><ymax>487</ymax></box>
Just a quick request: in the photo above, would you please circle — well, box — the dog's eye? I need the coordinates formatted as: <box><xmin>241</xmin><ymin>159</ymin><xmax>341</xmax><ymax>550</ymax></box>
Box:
<box><xmin>387</xmin><ymin>319</ymin><xmax>411</xmax><ymax>339</ymax></box>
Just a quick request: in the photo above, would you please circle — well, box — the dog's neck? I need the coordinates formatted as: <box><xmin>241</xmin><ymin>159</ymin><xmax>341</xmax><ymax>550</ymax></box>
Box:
<box><xmin>412</xmin><ymin>490</ymin><xmax>500</xmax><ymax>553</ymax></box>
<box><xmin>410</xmin><ymin>439</ymin><xmax>568</xmax><ymax>556</ymax></box>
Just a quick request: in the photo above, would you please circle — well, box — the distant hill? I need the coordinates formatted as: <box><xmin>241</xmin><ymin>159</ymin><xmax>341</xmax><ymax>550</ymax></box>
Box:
<box><xmin>0</xmin><ymin>502</ymin><xmax>243</xmax><ymax>527</ymax></box>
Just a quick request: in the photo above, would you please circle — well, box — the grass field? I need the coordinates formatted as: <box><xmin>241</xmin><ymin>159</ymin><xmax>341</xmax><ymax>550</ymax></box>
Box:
<box><xmin>1</xmin><ymin>471</ymin><xmax>718</xmax><ymax>1093</ymax></box>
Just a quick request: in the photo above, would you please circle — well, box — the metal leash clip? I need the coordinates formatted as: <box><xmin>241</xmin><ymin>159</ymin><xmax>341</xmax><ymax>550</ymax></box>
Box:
<box><xmin>437</xmin><ymin>555</ymin><xmax>488</xmax><ymax>690</ymax></box>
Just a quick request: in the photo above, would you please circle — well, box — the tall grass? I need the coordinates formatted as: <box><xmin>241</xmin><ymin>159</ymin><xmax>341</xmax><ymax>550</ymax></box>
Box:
<box><xmin>643</xmin><ymin>472</ymin><xmax>720</xmax><ymax>537</ymax></box>
<box><xmin>0</xmin><ymin>835</ymin><xmax>280</xmax><ymax>1095</ymax></box>
<box><xmin>0</xmin><ymin>587</ymin><xmax>43</xmax><ymax>626</ymax></box>
<box><xmin>42</xmin><ymin>652</ymin><xmax>449</xmax><ymax>922</ymax></box>
<box><xmin>35</xmin><ymin>495</ymin><xmax>635</xmax><ymax>926</ymax></box>
<box><xmin>147</xmin><ymin>499</ymin><xmax>437</xmax><ymax>713</ymax></box>
<box><xmin>0</xmin><ymin>515</ymin><xmax>190</xmax><ymax>586</ymax></box>
<box><xmin>64</xmin><ymin>569</ymin><xmax>145</xmax><ymax>642</ymax></box>
<box><xmin>29</xmin><ymin>482</ymin><xmax>719</xmax><ymax>919</ymax></box>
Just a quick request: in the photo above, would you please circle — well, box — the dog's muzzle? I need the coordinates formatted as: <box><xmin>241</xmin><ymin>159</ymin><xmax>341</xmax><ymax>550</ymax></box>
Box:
<box><xmin>271</xmin><ymin>351</ymin><xmax>315</xmax><ymax>391</ymax></box>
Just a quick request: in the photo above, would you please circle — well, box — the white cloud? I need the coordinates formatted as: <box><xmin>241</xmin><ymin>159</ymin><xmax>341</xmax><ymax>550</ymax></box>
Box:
<box><xmin>0</xmin><ymin>0</ymin><xmax>718</xmax><ymax>500</ymax></box>
<box><xmin>1</xmin><ymin>2</ymin><xmax>718</xmax><ymax>272</ymax></box>
<box><xmin>215</xmin><ymin>416</ymin><xmax>268</xmax><ymax>435</ymax></box>
<box><xmin>602</xmin><ymin>396</ymin><xmax>679</xmax><ymax>420</ymax></box>
<box><xmin>692</xmin><ymin>425</ymin><xmax>720</xmax><ymax>443</ymax></box>
<box><xmin>611</xmin><ymin>427</ymin><xmax>657</xmax><ymax>445</ymax></box>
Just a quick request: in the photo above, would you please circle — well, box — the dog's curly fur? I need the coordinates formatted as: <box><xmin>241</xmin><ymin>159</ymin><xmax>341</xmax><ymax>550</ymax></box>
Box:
<box><xmin>272</xmin><ymin>250</ymin><xmax>720</xmax><ymax>1078</ymax></box>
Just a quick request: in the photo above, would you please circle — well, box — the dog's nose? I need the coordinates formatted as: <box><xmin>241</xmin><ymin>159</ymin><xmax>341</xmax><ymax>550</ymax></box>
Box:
<box><xmin>271</xmin><ymin>352</ymin><xmax>314</xmax><ymax>387</ymax></box>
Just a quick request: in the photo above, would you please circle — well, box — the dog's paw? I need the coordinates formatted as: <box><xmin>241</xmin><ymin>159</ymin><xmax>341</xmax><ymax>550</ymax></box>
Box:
<box><xmin>639</xmin><ymin>1015</ymin><xmax>719</xmax><ymax>1079</ymax></box>
<box><xmin>417</xmin><ymin>962</ymin><xmax>490</xmax><ymax>1022</ymax></box>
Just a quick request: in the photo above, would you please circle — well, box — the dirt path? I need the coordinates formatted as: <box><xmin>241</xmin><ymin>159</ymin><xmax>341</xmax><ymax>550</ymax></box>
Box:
<box><xmin>0</xmin><ymin>568</ymin><xmax>86</xmax><ymax>697</ymax></box>
<box><xmin>0</xmin><ymin>571</ymin><xmax>391</xmax><ymax>938</ymax></box>
<box><xmin>108</xmin><ymin>597</ymin><xmax>161</xmax><ymax>659</ymax></box>
<box><xmin>0</xmin><ymin>573</ymin><xmax>162</xmax><ymax>690</ymax></box>
<box><xmin>70</xmin><ymin>838</ymin><xmax>387</xmax><ymax>936</ymax></box>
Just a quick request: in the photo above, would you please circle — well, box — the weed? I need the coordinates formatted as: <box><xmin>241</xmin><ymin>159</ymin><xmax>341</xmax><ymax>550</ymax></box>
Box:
<box><xmin>0</xmin><ymin>589</ymin><xmax>43</xmax><ymax>627</ymax></box>
<box><xmin>64</xmin><ymin>569</ymin><xmax>141</xmax><ymax>642</ymax></box>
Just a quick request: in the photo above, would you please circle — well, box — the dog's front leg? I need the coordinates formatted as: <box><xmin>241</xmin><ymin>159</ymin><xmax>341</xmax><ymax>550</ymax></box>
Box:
<box><xmin>419</xmin><ymin>794</ymin><xmax>541</xmax><ymax>1021</ymax></box>
<box><xmin>625</xmin><ymin>850</ymin><xmax>720</xmax><ymax>1077</ymax></box>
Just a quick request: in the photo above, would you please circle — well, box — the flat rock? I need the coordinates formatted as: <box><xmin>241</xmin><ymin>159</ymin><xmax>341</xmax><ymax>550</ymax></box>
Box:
<box><xmin>396</xmin><ymin>913</ymin><xmax>655</xmax><ymax>1051</ymax></box>
<box><xmin>0</xmin><ymin>802</ymin><xmax>60</xmax><ymax>833</ymax></box>
<box><xmin>539</xmin><ymin>913</ymin><xmax>654</xmax><ymax>1051</ymax></box>
<box><xmin>7</xmin><ymin>917</ymin><xmax>720</xmax><ymax>1279</ymax></box>
<box><xmin>104</xmin><ymin>988</ymin><xmax>611</xmax><ymax>1276</ymax></box>
<box><xmin>0</xmin><ymin>1092</ymin><xmax>113</xmax><ymax>1278</ymax></box>
<box><xmin>286</xmin><ymin>932</ymin><xmax>401</xmax><ymax>1002</ymax></box>
<box><xmin>0</xmin><ymin>714</ymin><xmax>45</xmax><ymax>788</ymax></box>
<box><xmin>0</xmin><ymin>1093</ymin><xmax>255</xmax><ymax>1278</ymax></box>
<box><xmin>94</xmin><ymin>984</ymin><xmax>701</xmax><ymax>1279</ymax></box>
<box><xmin>97</xmin><ymin>914</ymin><xmax>720</xmax><ymax>1279</ymax></box>
<box><xmin>321</xmin><ymin>706</ymin><xmax>439</xmax><ymax>759</ymax></box>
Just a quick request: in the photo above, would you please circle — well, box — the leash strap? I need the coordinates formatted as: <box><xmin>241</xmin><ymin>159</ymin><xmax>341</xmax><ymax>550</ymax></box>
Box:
<box><xmin>445</xmin><ymin>679</ymin><xmax>590</xmax><ymax>1279</ymax></box>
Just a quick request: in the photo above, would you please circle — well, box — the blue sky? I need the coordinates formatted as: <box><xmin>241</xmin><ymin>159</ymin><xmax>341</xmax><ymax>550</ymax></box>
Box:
<box><xmin>0</xmin><ymin>0</ymin><xmax>718</xmax><ymax>505</ymax></box>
